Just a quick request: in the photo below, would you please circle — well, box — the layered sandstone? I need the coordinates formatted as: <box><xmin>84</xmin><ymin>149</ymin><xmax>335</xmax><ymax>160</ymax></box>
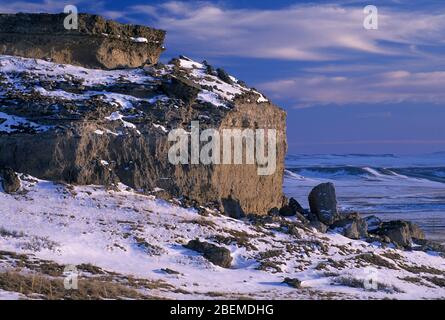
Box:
<box><xmin>0</xmin><ymin>13</ymin><xmax>287</xmax><ymax>216</ymax></box>
<box><xmin>0</xmin><ymin>53</ymin><xmax>287</xmax><ymax>216</ymax></box>
<box><xmin>0</xmin><ymin>13</ymin><xmax>165</xmax><ymax>69</ymax></box>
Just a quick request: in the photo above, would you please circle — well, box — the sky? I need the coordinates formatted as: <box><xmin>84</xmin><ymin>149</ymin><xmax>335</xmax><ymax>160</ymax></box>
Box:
<box><xmin>1</xmin><ymin>0</ymin><xmax>445</xmax><ymax>155</ymax></box>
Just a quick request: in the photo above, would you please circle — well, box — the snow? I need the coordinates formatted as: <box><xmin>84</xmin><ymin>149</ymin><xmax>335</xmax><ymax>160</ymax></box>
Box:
<box><xmin>0</xmin><ymin>174</ymin><xmax>444</xmax><ymax>300</ymax></box>
<box><xmin>197</xmin><ymin>91</ymin><xmax>228</xmax><ymax>108</ymax></box>
<box><xmin>131</xmin><ymin>37</ymin><xmax>149</xmax><ymax>43</ymax></box>
<box><xmin>0</xmin><ymin>55</ymin><xmax>269</xmax><ymax>116</ymax></box>
<box><xmin>0</xmin><ymin>111</ymin><xmax>52</xmax><ymax>133</ymax></box>
<box><xmin>94</xmin><ymin>129</ymin><xmax>104</xmax><ymax>135</ymax></box>
<box><xmin>0</xmin><ymin>290</ymin><xmax>24</xmax><ymax>300</ymax></box>
<box><xmin>105</xmin><ymin>112</ymin><xmax>140</xmax><ymax>134</ymax></box>
<box><xmin>176</xmin><ymin>56</ymin><xmax>268</xmax><ymax>107</ymax></box>
<box><xmin>153</xmin><ymin>123</ymin><xmax>168</xmax><ymax>133</ymax></box>
<box><xmin>0</xmin><ymin>55</ymin><xmax>153</xmax><ymax>86</ymax></box>
<box><xmin>105</xmin><ymin>111</ymin><xmax>124</xmax><ymax>121</ymax></box>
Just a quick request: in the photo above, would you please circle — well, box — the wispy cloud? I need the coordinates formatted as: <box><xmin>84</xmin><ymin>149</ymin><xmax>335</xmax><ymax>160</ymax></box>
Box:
<box><xmin>0</xmin><ymin>0</ymin><xmax>86</xmax><ymax>13</ymax></box>
<box><xmin>125</xmin><ymin>1</ymin><xmax>445</xmax><ymax>62</ymax></box>
<box><xmin>260</xmin><ymin>70</ymin><xmax>445</xmax><ymax>107</ymax></box>
<box><xmin>2</xmin><ymin>0</ymin><xmax>445</xmax><ymax>109</ymax></box>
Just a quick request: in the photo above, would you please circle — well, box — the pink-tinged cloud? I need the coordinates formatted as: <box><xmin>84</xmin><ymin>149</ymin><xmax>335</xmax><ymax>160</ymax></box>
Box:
<box><xmin>127</xmin><ymin>2</ymin><xmax>445</xmax><ymax>61</ymax></box>
<box><xmin>259</xmin><ymin>71</ymin><xmax>445</xmax><ymax>107</ymax></box>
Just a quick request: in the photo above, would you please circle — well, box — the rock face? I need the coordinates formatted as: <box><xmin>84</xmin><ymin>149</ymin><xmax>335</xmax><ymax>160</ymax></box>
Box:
<box><xmin>184</xmin><ymin>239</ymin><xmax>232</xmax><ymax>268</ymax></box>
<box><xmin>308</xmin><ymin>183</ymin><xmax>340</xmax><ymax>225</ymax></box>
<box><xmin>0</xmin><ymin>13</ymin><xmax>165</xmax><ymax>69</ymax></box>
<box><xmin>1</xmin><ymin>167</ymin><xmax>21</xmax><ymax>193</ymax></box>
<box><xmin>0</xmin><ymin>46</ymin><xmax>287</xmax><ymax>215</ymax></box>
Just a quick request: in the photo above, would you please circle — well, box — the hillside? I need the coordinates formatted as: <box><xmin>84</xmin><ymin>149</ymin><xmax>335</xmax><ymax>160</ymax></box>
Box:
<box><xmin>0</xmin><ymin>174</ymin><xmax>444</xmax><ymax>299</ymax></box>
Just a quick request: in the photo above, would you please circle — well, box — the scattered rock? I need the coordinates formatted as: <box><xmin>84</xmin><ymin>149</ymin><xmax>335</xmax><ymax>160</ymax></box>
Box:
<box><xmin>279</xmin><ymin>205</ymin><xmax>294</xmax><ymax>217</ymax></box>
<box><xmin>279</xmin><ymin>198</ymin><xmax>306</xmax><ymax>217</ymax></box>
<box><xmin>413</xmin><ymin>239</ymin><xmax>445</xmax><ymax>255</ymax></box>
<box><xmin>216</xmin><ymin>68</ymin><xmax>233</xmax><ymax>85</ymax></box>
<box><xmin>283</xmin><ymin>277</ymin><xmax>301</xmax><ymax>289</ymax></box>
<box><xmin>161</xmin><ymin>268</ymin><xmax>181</xmax><ymax>275</ymax></box>
<box><xmin>309</xmin><ymin>220</ymin><xmax>328</xmax><ymax>233</ymax></box>
<box><xmin>364</xmin><ymin>215</ymin><xmax>382</xmax><ymax>232</ymax></box>
<box><xmin>330</xmin><ymin>213</ymin><xmax>368</xmax><ymax>240</ymax></box>
<box><xmin>407</xmin><ymin>222</ymin><xmax>425</xmax><ymax>240</ymax></box>
<box><xmin>161</xmin><ymin>75</ymin><xmax>201</xmax><ymax>102</ymax></box>
<box><xmin>308</xmin><ymin>183</ymin><xmax>340</xmax><ymax>225</ymax></box>
<box><xmin>1</xmin><ymin>168</ymin><xmax>21</xmax><ymax>194</ymax></box>
<box><xmin>184</xmin><ymin>239</ymin><xmax>232</xmax><ymax>268</ymax></box>
<box><xmin>372</xmin><ymin>221</ymin><xmax>413</xmax><ymax>248</ymax></box>
<box><xmin>289</xmin><ymin>198</ymin><xmax>306</xmax><ymax>214</ymax></box>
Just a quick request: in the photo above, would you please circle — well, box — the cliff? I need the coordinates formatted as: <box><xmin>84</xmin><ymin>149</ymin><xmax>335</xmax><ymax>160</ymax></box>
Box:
<box><xmin>0</xmin><ymin>13</ymin><xmax>166</xmax><ymax>69</ymax></box>
<box><xmin>0</xmin><ymin>13</ymin><xmax>287</xmax><ymax>217</ymax></box>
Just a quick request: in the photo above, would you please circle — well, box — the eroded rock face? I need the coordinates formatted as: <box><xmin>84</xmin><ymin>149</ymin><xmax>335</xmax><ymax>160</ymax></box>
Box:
<box><xmin>0</xmin><ymin>55</ymin><xmax>287</xmax><ymax>216</ymax></box>
<box><xmin>308</xmin><ymin>183</ymin><xmax>340</xmax><ymax>225</ymax></box>
<box><xmin>0</xmin><ymin>13</ymin><xmax>165</xmax><ymax>69</ymax></box>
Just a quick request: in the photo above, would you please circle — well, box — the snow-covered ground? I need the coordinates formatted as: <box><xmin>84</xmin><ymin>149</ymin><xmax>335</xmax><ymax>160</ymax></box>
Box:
<box><xmin>0</xmin><ymin>174</ymin><xmax>444</xmax><ymax>300</ymax></box>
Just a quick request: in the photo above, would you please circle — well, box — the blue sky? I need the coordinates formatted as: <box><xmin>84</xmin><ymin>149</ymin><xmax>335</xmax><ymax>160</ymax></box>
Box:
<box><xmin>1</xmin><ymin>0</ymin><xmax>445</xmax><ymax>154</ymax></box>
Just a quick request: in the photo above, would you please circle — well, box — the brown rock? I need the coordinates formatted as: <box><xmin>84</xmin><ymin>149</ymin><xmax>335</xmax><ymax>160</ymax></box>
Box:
<box><xmin>373</xmin><ymin>221</ymin><xmax>412</xmax><ymax>248</ymax></box>
<box><xmin>0</xmin><ymin>13</ymin><xmax>165</xmax><ymax>69</ymax></box>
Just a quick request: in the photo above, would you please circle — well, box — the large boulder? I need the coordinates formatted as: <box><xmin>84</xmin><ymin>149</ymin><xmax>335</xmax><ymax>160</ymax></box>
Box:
<box><xmin>184</xmin><ymin>239</ymin><xmax>232</xmax><ymax>268</ymax></box>
<box><xmin>370</xmin><ymin>220</ymin><xmax>426</xmax><ymax>248</ymax></box>
<box><xmin>330</xmin><ymin>213</ymin><xmax>368</xmax><ymax>239</ymax></box>
<box><xmin>1</xmin><ymin>167</ymin><xmax>20</xmax><ymax>194</ymax></box>
<box><xmin>308</xmin><ymin>183</ymin><xmax>340</xmax><ymax>225</ymax></box>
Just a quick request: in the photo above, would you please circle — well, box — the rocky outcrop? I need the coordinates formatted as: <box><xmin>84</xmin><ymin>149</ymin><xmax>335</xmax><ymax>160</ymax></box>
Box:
<box><xmin>279</xmin><ymin>197</ymin><xmax>305</xmax><ymax>217</ymax></box>
<box><xmin>0</xmin><ymin>53</ymin><xmax>286</xmax><ymax>216</ymax></box>
<box><xmin>1</xmin><ymin>167</ymin><xmax>20</xmax><ymax>193</ymax></box>
<box><xmin>184</xmin><ymin>239</ymin><xmax>232</xmax><ymax>268</ymax></box>
<box><xmin>288</xmin><ymin>183</ymin><xmax>432</xmax><ymax>249</ymax></box>
<box><xmin>370</xmin><ymin>220</ymin><xmax>425</xmax><ymax>248</ymax></box>
<box><xmin>330</xmin><ymin>212</ymin><xmax>368</xmax><ymax>240</ymax></box>
<box><xmin>0</xmin><ymin>13</ymin><xmax>165</xmax><ymax>69</ymax></box>
<box><xmin>308</xmin><ymin>182</ymin><xmax>340</xmax><ymax>225</ymax></box>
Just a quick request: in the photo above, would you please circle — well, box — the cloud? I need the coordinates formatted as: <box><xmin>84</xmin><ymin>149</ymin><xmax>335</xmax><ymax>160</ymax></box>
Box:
<box><xmin>259</xmin><ymin>70</ymin><xmax>445</xmax><ymax>107</ymax></box>
<box><xmin>3</xmin><ymin>0</ymin><xmax>445</xmax><ymax>108</ymax></box>
<box><xmin>125</xmin><ymin>1</ymin><xmax>445</xmax><ymax>62</ymax></box>
<box><xmin>0</xmin><ymin>0</ymin><xmax>86</xmax><ymax>13</ymax></box>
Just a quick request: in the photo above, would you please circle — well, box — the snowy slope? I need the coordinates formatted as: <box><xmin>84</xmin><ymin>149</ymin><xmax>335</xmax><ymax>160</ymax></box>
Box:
<box><xmin>0</xmin><ymin>174</ymin><xmax>444</xmax><ymax>300</ymax></box>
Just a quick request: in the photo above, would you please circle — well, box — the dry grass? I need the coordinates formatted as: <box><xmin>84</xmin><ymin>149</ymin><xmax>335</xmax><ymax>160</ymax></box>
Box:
<box><xmin>0</xmin><ymin>271</ymin><xmax>152</xmax><ymax>300</ymax></box>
